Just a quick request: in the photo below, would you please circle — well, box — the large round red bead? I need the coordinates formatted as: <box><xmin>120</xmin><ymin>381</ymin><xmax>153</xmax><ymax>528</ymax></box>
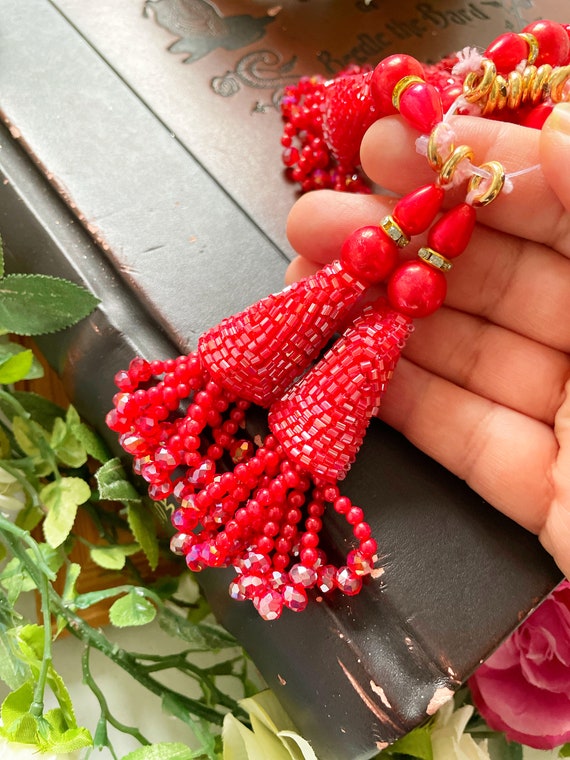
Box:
<box><xmin>485</xmin><ymin>32</ymin><xmax>528</xmax><ymax>74</ymax></box>
<box><xmin>340</xmin><ymin>226</ymin><xmax>398</xmax><ymax>284</ymax></box>
<box><xmin>387</xmin><ymin>261</ymin><xmax>447</xmax><ymax>317</ymax></box>
<box><xmin>522</xmin><ymin>20</ymin><xmax>570</xmax><ymax>66</ymax></box>
<box><xmin>371</xmin><ymin>54</ymin><xmax>425</xmax><ymax>116</ymax></box>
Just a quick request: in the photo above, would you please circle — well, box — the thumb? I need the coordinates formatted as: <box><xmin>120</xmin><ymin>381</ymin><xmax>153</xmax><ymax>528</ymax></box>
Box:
<box><xmin>540</xmin><ymin>103</ymin><xmax>570</xmax><ymax>217</ymax></box>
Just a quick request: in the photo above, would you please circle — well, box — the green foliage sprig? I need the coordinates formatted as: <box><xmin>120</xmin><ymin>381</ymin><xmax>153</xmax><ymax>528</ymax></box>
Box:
<box><xmin>0</xmin><ymin>237</ymin><xmax>259</xmax><ymax>759</ymax></box>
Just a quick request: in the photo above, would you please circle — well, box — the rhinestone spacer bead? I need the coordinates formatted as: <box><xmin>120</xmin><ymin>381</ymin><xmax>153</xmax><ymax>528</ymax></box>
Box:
<box><xmin>418</xmin><ymin>246</ymin><xmax>453</xmax><ymax>271</ymax></box>
<box><xmin>380</xmin><ymin>215</ymin><xmax>410</xmax><ymax>248</ymax></box>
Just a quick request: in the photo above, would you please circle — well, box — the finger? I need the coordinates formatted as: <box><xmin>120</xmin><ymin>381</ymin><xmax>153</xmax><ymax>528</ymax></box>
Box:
<box><xmin>541</xmin><ymin>104</ymin><xmax>570</xmax><ymax>229</ymax></box>
<box><xmin>377</xmin><ymin>358</ymin><xmax>555</xmax><ymax>535</ymax></box>
<box><xmin>286</xmin><ymin>191</ymin><xmax>392</xmax><ymax>265</ymax></box>
<box><xmin>360</xmin><ymin>116</ymin><xmax>570</xmax><ymax>256</ymax></box>
<box><xmin>405</xmin><ymin>307</ymin><xmax>570</xmax><ymax>426</ymax></box>
<box><xmin>285</xmin><ymin>255</ymin><xmax>319</xmax><ymax>284</ymax></box>
<box><xmin>287</xmin><ymin>191</ymin><xmax>570</xmax><ymax>352</ymax></box>
<box><xmin>539</xmin><ymin>377</ymin><xmax>570</xmax><ymax>579</ymax></box>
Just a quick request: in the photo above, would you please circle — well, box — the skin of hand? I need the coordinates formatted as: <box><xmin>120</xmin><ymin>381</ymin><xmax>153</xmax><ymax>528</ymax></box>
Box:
<box><xmin>285</xmin><ymin>104</ymin><xmax>570</xmax><ymax>581</ymax></box>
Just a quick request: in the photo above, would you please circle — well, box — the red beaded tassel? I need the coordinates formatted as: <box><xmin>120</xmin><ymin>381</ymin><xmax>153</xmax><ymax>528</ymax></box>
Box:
<box><xmin>166</xmin><ymin>300</ymin><xmax>411</xmax><ymax>621</ymax></box>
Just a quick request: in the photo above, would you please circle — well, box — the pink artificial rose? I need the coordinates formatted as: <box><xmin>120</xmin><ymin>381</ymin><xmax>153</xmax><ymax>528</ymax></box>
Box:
<box><xmin>469</xmin><ymin>579</ymin><xmax>570</xmax><ymax>749</ymax></box>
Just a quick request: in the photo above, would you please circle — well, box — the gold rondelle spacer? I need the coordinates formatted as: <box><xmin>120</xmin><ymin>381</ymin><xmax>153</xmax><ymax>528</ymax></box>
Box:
<box><xmin>418</xmin><ymin>247</ymin><xmax>453</xmax><ymax>272</ymax></box>
<box><xmin>380</xmin><ymin>216</ymin><xmax>410</xmax><ymax>248</ymax></box>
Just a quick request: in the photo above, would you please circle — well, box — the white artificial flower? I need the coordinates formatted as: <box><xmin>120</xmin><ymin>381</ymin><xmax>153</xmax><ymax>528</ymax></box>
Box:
<box><xmin>431</xmin><ymin>701</ymin><xmax>491</xmax><ymax>760</ymax></box>
<box><xmin>0</xmin><ymin>738</ymin><xmax>79</xmax><ymax>759</ymax></box>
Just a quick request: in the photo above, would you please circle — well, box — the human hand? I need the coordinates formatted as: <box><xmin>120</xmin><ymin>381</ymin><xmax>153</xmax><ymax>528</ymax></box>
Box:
<box><xmin>285</xmin><ymin>106</ymin><xmax>570</xmax><ymax>580</ymax></box>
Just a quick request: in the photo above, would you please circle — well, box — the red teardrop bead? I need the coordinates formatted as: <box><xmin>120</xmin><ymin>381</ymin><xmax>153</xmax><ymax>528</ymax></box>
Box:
<box><xmin>340</xmin><ymin>226</ymin><xmax>398</xmax><ymax>284</ymax></box>
<box><xmin>398</xmin><ymin>81</ymin><xmax>443</xmax><ymax>133</ymax></box>
<box><xmin>485</xmin><ymin>32</ymin><xmax>528</xmax><ymax>75</ymax></box>
<box><xmin>387</xmin><ymin>261</ymin><xmax>447</xmax><ymax>318</ymax></box>
<box><xmin>393</xmin><ymin>183</ymin><xmax>445</xmax><ymax>237</ymax></box>
<box><xmin>522</xmin><ymin>20</ymin><xmax>570</xmax><ymax>67</ymax></box>
<box><xmin>371</xmin><ymin>54</ymin><xmax>425</xmax><ymax>116</ymax></box>
<box><xmin>427</xmin><ymin>203</ymin><xmax>476</xmax><ymax>259</ymax></box>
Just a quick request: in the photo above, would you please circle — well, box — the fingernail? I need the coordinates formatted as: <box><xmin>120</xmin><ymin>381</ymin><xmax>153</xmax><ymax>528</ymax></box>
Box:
<box><xmin>545</xmin><ymin>102</ymin><xmax>570</xmax><ymax>134</ymax></box>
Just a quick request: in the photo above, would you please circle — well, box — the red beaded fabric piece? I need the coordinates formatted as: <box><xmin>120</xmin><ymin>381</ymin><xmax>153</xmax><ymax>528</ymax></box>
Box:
<box><xmin>269</xmin><ymin>300</ymin><xmax>413</xmax><ymax>481</ymax></box>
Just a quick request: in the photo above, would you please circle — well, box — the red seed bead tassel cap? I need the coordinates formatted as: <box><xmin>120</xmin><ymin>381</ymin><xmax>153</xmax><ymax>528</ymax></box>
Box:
<box><xmin>198</xmin><ymin>260</ymin><xmax>367</xmax><ymax>406</ymax></box>
<box><xmin>269</xmin><ymin>299</ymin><xmax>413</xmax><ymax>482</ymax></box>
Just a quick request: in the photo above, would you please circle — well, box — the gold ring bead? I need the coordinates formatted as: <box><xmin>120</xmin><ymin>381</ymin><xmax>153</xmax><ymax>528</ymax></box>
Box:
<box><xmin>427</xmin><ymin>122</ymin><xmax>456</xmax><ymax>172</ymax></box>
<box><xmin>438</xmin><ymin>145</ymin><xmax>475</xmax><ymax>186</ymax></box>
<box><xmin>418</xmin><ymin>247</ymin><xmax>453</xmax><ymax>272</ymax></box>
<box><xmin>380</xmin><ymin>216</ymin><xmax>410</xmax><ymax>248</ymax></box>
<box><xmin>392</xmin><ymin>75</ymin><xmax>425</xmax><ymax>111</ymax></box>
<box><xmin>463</xmin><ymin>59</ymin><xmax>497</xmax><ymax>104</ymax></box>
<box><xmin>467</xmin><ymin>160</ymin><xmax>506</xmax><ymax>206</ymax></box>
<box><xmin>519</xmin><ymin>32</ymin><xmax>540</xmax><ymax>65</ymax></box>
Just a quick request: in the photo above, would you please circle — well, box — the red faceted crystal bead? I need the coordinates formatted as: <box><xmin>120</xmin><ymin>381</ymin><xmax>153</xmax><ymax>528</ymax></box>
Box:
<box><xmin>485</xmin><ymin>32</ymin><xmax>529</xmax><ymax>74</ymax></box>
<box><xmin>398</xmin><ymin>81</ymin><xmax>443</xmax><ymax>134</ymax></box>
<box><xmin>340</xmin><ymin>226</ymin><xmax>398</xmax><ymax>284</ymax></box>
<box><xmin>335</xmin><ymin>566</ymin><xmax>363</xmax><ymax>596</ymax></box>
<box><xmin>282</xmin><ymin>584</ymin><xmax>308</xmax><ymax>612</ymax></box>
<box><xmin>522</xmin><ymin>20</ymin><xmax>570</xmax><ymax>66</ymax></box>
<box><xmin>387</xmin><ymin>261</ymin><xmax>447</xmax><ymax>318</ymax></box>
<box><xmin>253</xmin><ymin>589</ymin><xmax>283</xmax><ymax>621</ymax></box>
<box><xmin>427</xmin><ymin>203</ymin><xmax>476</xmax><ymax>259</ymax></box>
<box><xmin>393</xmin><ymin>184</ymin><xmax>445</xmax><ymax>237</ymax></box>
<box><xmin>371</xmin><ymin>54</ymin><xmax>425</xmax><ymax>115</ymax></box>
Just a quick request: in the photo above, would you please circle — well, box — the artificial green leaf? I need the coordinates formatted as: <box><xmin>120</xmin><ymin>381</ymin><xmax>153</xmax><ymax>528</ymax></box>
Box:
<box><xmin>46</xmin><ymin>666</ymin><xmax>77</xmax><ymax>728</ymax></box>
<box><xmin>50</xmin><ymin>416</ymin><xmax>88</xmax><ymax>468</ymax></box>
<box><xmin>90</xmin><ymin>543</ymin><xmax>140</xmax><ymax>570</ymax></box>
<box><xmin>0</xmin><ymin>629</ymin><xmax>30</xmax><ymax>690</ymax></box>
<box><xmin>12</xmin><ymin>390</ymin><xmax>65</xmax><ymax>431</ymax></box>
<box><xmin>0</xmin><ymin>273</ymin><xmax>99</xmax><ymax>336</ymax></box>
<box><xmin>128</xmin><ymin>500</ymin><xmax>159</xmax><ymax>570</ymax></box>
<box><xmin>1</xmin><ymin>712</ymin><xmax>40</xmax><ymax>745</ymax></box>
<box><xmin>0</xmin><ymin>349</ymin><xmax>34</xmax><ymax>384</ymax></box>
<box><xmin>559</xmin><ymin>745</ymin><xmax>570</xmax><ymax>758</ymax></box>
<box><xmin>14</xmin><ymin>502</ymin><xmax>44</xmax><ymax>532</ymax></box>
<box><xmin>96</xmin><ymin>457</ymin><xmax>141</xmax><ymax>502</ymax></box>
<box><xmin>123</xmin><ymin>742</ymin><xmax>195</xmax><ymax>760</ymax></box>
<box><xmin>12</xmin><ymin>415</ymin><xmax>47</xmax><ymax>458</ymax></box>
<box><xmin>0</xmin><ymin>542</ymin><xmax>5</xmax><ymax>563</ymax></box>
<box><xmin>158</xmin><ymin>605</ymin><xmax>236</xmax><ymax>651</ymax></box>
<box><xmin>0</xmin><ymin>342</ymin><xmax>44</xmax><ymax>380</ymax></box>
<box><xmin>43</xmin><ymin>725</ymin><xmax>93</xmax><ymax>754</ymax></box>
<box><xmin>0</xmin><ymin>236</ymin><xmax>4</xmax><ymax>279</ymax></box>
<box><xmin>17</xmin><ymin>623</ymin><xmax>46</xmax><ymax>663</ymax></box>
<box><xmin>66</xmin><ymin>405</ymin><xmax>110</xmax><ymax>463</ymax></box>
<box><xmin>41</xmin><ymin>476</ymin><xmax>91</xmax><ymax>547</ymax></box>
<box><xmin>109</xmin><ymin>589</ymin><xmax>156</xmax><ymax>627</ymax></box>
<box><xmin>0</xmin><ymin>678</ymin><xmax>34</xmax><ymax>729</ymax></box>
<box><xmin>0</xmin><ymin>425</ymin><xmax>10</xmax><ymax>457</ymax></box>
<box><xmin>383</xmin><ymin>724</ymin><xmax>433</xmax><ymax>759</ymax></box>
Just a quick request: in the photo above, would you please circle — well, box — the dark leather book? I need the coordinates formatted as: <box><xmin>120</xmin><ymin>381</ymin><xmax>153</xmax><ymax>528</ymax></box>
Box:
<box><xmin>0</xmin><ymin>1</ymin><xmax>563</xmax><ymax>758</ymax></box>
